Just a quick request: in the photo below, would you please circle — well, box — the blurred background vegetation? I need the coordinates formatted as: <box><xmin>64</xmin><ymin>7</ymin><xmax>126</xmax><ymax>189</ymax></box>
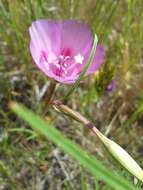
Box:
<box><xmin>0</xmin><ymin>0</ymin><xmax>143</xmax><ymax>189</ymax></box>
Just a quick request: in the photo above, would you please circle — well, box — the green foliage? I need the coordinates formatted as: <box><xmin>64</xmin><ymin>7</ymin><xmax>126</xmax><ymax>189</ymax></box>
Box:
<box><xmin>11</xmin><ymin>102</ymin><xmax>139</xmax><ymax>190</ymax></box>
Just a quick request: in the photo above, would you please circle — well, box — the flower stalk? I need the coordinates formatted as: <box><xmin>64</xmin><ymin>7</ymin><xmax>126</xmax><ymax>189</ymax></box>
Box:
<box><xmin>43</xmin><ymin>80</ymin><xmax>57</xmax><ymax>114</ymax></box>
<box><xmin>53</xmin><ymin>100</ymin><xmax>143</xmax><ymax>182</ymax></box>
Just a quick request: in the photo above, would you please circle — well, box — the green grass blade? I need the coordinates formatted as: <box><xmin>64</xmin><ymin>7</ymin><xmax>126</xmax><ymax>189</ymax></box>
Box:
<box><xmin>64</xmin><ymin>34</ymin><xmax>98</xmax><ymax>99</ymax></box>
<box><xmin>0</xmin><ymin>0</ymin><xmax>9</xmax><ymax>19</ymax></box>
<box><xmin>10</xmin><ymin>102</ymin><xmax>138</xmax><ymax>190</ymax></box>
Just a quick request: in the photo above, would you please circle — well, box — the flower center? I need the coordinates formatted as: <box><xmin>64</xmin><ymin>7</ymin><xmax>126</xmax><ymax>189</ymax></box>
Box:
<box><xmin>54</xmin><ymin>54</ymin><xmax>70</xmax><ymax>77</ymax></box>
<box><xmin>40</xmin><ymin>49</ymin><xmax>84</xmax><ymax>77</ymax></box>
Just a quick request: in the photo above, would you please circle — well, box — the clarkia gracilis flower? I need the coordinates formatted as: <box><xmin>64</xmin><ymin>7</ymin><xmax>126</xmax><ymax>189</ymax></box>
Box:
<box><xmin>29</xmin><ymin>20</ymin><xmax>105</xmax><ymax>84</ymax></box>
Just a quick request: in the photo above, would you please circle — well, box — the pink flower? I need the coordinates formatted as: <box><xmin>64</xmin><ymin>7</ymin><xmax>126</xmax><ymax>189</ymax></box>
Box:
<box><xmin>29</xmin><ymin>20</ymin><xmax>105</xmax><ymax>84</ymax></box>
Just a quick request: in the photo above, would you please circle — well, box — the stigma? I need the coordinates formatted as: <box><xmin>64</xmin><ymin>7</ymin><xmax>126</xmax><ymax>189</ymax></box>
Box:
<box><xmin>74</xmin><ymin>54</ymin><xmax>84</xmax><ymax>64</ymax></box>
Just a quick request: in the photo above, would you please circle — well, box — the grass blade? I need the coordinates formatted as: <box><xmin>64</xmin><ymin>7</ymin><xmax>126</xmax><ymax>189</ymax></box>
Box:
<box><xmin>64</xmin><ymin>34</ymin><xmax>98</xmax><ymax>99</ymax></box>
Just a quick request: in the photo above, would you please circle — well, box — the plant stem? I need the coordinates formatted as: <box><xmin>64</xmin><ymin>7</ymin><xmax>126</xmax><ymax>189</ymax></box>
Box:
<box><xmin>52</xmin><ymin>100</ymin><xmax>101</xmax><ymax>136</ymax></box>
<box><xmin>43</xmin><ymin>80</ymin><xmax>57</xmax><ymax>114</ymax></box>
<box><xmin>53</xmin><ymin>101</ymin><xmax>143</xmax><ymax>184</ymax></box>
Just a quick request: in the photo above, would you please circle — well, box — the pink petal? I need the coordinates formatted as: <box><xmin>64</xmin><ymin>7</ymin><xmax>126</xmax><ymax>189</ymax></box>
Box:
<box><xmin>61</xmin><ymin>20</ymin><xmax>93</xmax><ymax>56</ymax></box>
<box><xmin>29</xmin><ymin>20</ymin><xmax>63</xmax><ymax>79</ymax></box>
<box><xmin>86</xmin><ymin>44</ymin><xmax>105</xmax><ymax>75</ymax></box>
<box><xmin>29</xmin><ymin>20</ymin><xmax>62</xmax><ymax>63</ymax></box>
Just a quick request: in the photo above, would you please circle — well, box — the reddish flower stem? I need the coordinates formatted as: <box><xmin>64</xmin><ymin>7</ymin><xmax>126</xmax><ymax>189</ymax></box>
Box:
<box><xmin>52</xmin><ymin>100</ymin><xmax>101</xmax><ymax>137</ymax></box>
<box><xmin>43</xmin><ymin>80</ymin><xmax>57</xmax><ymax>114</ymax></box>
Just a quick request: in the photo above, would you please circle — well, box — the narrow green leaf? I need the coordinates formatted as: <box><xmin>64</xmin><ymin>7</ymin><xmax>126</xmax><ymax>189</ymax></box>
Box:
<box><xmin>64</xmin><ymin>34</ymin><xmax>98</xmax><ymax>99</ymax></box>
<box><xmin>10</xmin><ymin>102</ymin><xmax>138</xmax><ymax>190</ymax></box>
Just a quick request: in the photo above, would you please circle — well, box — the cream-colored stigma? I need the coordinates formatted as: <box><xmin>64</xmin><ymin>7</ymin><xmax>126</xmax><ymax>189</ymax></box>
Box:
<box><xmin>74</xmin><ymin>54</ymin><xmax>84</xmax><ymax>64</ymax></box>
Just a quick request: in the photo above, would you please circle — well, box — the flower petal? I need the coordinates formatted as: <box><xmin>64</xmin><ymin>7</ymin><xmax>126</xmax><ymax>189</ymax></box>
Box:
<box><xmin>29</xmin><ymin>20</ymin><xmax>63</xmax><ymax>80</ymax></box>
<box><xmin>86</xmin><ymin>44</ymin><xmax>105</xmax><ymax>75</ymax></box>
<box><xmin>61</xmin><ymin>20</ymin><xmax>93</xmax><ymax>56</ymax></box>
<box><xmin>29</xmin><ymin>20</ymin><xmax>62</xmax><ymax>63</ymax></box>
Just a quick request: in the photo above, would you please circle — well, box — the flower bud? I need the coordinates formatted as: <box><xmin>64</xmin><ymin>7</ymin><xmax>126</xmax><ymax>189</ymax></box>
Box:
<box><xmin>96</xmin><ymin>131</ymin><xmax>143</xmax><ymax>182</ymax></box>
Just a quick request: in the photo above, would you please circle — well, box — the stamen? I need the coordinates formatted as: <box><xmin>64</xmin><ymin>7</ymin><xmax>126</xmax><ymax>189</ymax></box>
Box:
<box><xmin>53</xmin><ymin>60</ymin><xmax>60</xmax><ymax>69</ymax></box>
<box><xmin>63</xmin><ymin>63</ymin><xmax>68</xmax><ymax>67</ymax></box>
<box><xmin>62</xmin><ymin>67</ymin><xmax>68</xmax><ymax>73</ymax></box>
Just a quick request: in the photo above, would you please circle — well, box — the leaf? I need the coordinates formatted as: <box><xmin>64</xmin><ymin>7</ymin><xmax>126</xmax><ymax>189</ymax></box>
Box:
<box><xmin>64</xmin><ymin>34</ymin><xmax>98</xmax><ymax>99</ymax></box>
<box><xmin>10</xmin><ymin>102</ymin><xmax>139</xmax><ymax>190</ymax></box>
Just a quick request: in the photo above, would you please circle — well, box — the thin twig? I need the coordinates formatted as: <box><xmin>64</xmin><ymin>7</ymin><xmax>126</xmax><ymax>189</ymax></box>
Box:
<box><xmin>43</xmin><ymin>80</ymin><xmax>57</xmax><ymax>114</ymax></box>
<box><xmin>52</xmin><ymin>100</ymin><xmax>101</xmax><ymax>137</ymax></box>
